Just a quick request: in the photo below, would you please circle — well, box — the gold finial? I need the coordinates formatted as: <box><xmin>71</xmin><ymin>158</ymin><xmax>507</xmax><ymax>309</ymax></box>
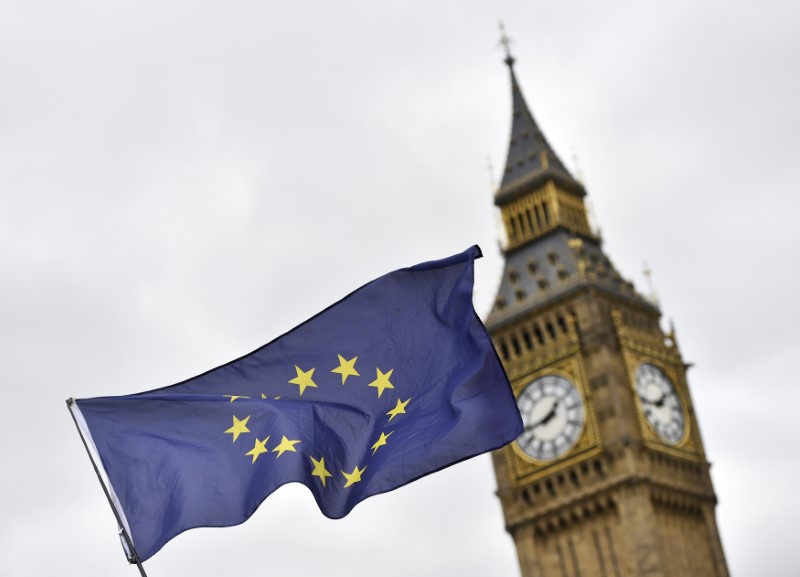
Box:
<box><xmin>498</xmin><ymin>21</ymin><xmax>515</xmax><ymax>66</ymax></box>
<box><xmin>665</xmin><ymin>318</ymin><xmax>683</xmax><ymax>353</ymax></box>
<box><xmin>643</xmin><ymin>262</ymin><xmax>660</xmax><ymax>306</ymax></box>
<box><xmin>584</xmin><ymin>196</ymin><xmax>601</xmax><ymax>238</ymax></box>
<box><xmin>540</xmin><ymin>149</ymin><xmax>549</xmax><ymax>169</ymax></box>
<box><xmin>571</xmin><ymin>147</ymin><xmax>585</xmax><ymax>183</ymax></box>
<box><xmin>568</xmin><ymin>237</ymin><xmax>586</xmax><ymax>279</ymax></box>
<box><xmin>487</xmin><ymin>155</ymin><xmax>497</xmax><ymax>192</ymax></box>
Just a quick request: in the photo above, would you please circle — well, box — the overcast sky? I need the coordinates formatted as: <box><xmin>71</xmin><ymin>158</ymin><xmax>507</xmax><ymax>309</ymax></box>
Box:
<box><xmin>2</xmin><ymin>1</ymin><xmax>798</xmax><ymax>576</ymax></box>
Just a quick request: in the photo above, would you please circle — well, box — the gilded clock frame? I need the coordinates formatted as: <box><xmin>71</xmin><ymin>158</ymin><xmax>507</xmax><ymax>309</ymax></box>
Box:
<box><xmin>612</xmin><ymin>310</ymin><xmax>703</xmax><ymax>461</ymax></box>
<box><xmin>507</xmin><ymin>352</ymin><xmax>602</xmax><ymax>482</ymax></box>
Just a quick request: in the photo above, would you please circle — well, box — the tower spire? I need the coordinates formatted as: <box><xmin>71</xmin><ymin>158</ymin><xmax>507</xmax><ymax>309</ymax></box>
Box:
<box><xmin>495</xmin><ymin>32</ymin><xmax>581</xmax><ymax>201</ymax></box>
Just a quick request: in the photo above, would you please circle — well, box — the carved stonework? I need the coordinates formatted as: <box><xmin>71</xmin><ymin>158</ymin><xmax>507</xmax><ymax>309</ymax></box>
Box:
<box><xmin>488</xmin><ymin>43</ymin><xmax>729</xmax><ymax>577</ymax></box>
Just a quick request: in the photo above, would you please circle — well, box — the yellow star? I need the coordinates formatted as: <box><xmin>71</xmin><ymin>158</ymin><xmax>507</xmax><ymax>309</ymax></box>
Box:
<box><xmin>342</xmin><ymin>464</ymin><xmax>367</xmax><ymax>488</ymax></box>
<box><xmin>224</xmin><ymin>415</ymin><xmax>251</xmax><ymax>443</ymax></box>
<box><xmin>245</xmin><ymin>436</ymin><xmax>270</xmax><ymax>464</ymax></box>
<box><xmin>371</xmin><ymin>431</ymin><xmax>393</xmax><ymax>455</ymax></box>
<box><xmin>289</xmin><ymin>365</ymin><xmax>318</xmax><ymax>396</ymax></box>
<box><xmin>273</xmin><ymin>435</ymin><xmax>302</xmax><ymax>458</ymax></box>
<box><xmin>261</xmin><ymin>393</ymin><xmax>268</xmax><ymax>399</ymax></box>
<box><xmin>331</xmin><ymin>355</ymin><xmax>359</xmax><ymax>384</ymax></box>
<box><xmin>387</xmin><ymin>398</ymin><xmax>410</xmax><ymax>422</ymax></box>
<box><xmin>310</xmin><ymin>456</ymin><xmax>333</xmax><ymax>487</ymax></box>
<box><xmin>225</xmin><ymin>395</ymin><xmax>249</xmax><ymax>403</ymax></box>
<box><xmin>368</xmin><ymin>368</ymin><xmax>395</xmax><ymax>398</ymax></box>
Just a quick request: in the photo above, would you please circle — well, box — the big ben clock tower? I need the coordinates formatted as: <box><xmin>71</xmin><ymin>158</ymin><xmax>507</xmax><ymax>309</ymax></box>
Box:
<box><xmin>487</xmin><ymin>42</ymin><xmax>730</xmax><ymax>577</ymax></box>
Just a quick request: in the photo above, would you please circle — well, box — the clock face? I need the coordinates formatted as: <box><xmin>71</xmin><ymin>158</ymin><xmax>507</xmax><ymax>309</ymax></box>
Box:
<box><xmin>515</xmin><ymin>375</ymin><xmax>585</xmax><ymax>461</ymax></box>
<box><xmin>635</xmin><ymin>363</ymin><xmax>685</xmax><ymax>445</ymax></box>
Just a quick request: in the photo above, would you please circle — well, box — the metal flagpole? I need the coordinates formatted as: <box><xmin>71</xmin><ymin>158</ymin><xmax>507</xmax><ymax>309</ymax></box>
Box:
<box><xmin>66</xmin><ymin>398</ymin><xmax>149</xmax><ymax>577</ymax></box>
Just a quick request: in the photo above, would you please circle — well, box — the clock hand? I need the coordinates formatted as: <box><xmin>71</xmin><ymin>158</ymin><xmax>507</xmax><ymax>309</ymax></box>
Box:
<box><xmin>640</xmin><ymin>392</ymin><xmax>665</xmax><ymax>408</ymax></box>
<box><xmin>541</xmin><ymin>399</ymin><xmax>560</xmax><ymax>425</ymax></box>
<box><xmin>525</xmin><ymin>399</ymin><xmax>560</xmax><ymax>431</ymax></box>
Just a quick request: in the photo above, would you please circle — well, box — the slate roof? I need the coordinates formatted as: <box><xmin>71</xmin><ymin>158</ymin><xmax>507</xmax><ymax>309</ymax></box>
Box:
<box><xmin>497</xmin><ymin>56</ymin><xmax>584</xmax><ymax>203</ymax></box>
<box><xmin>485</xmin><ymin>230</ymin><xmax>655</xmax><ymax>331</ymax></box>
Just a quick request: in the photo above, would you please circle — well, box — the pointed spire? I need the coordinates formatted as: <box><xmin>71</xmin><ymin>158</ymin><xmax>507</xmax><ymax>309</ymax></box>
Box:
<box><xmin>496</xmin><ymin>27</ymin><xmax>581</xmax><ymax>200</ymax></box>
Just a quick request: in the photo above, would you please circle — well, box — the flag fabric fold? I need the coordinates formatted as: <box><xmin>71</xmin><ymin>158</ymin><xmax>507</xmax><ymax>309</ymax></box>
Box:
<box><xmin>71</xmin><ymin>245</ymin><xmax>522</xmax><ymax>562</ymax></box>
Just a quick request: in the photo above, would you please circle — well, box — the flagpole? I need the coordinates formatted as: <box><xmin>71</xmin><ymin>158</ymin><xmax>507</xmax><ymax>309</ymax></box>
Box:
<box><xmin>66</xmin><ymin>398</ymin><xmax>149</xmax><ymax>577</ymax></box>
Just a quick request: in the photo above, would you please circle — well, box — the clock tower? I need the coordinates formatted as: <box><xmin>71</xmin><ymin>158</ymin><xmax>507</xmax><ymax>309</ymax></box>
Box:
<box><xmin>487</xmin><ymin>48</ymin><xmax>729</xmax><ymax>577</ymax></box>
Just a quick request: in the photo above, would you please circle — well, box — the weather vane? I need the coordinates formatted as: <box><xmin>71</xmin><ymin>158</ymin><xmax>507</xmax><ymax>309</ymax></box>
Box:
<box><xmin>498</xmin><ymin>21</ymin><xmax>515</xmax><ymax>65</ymax></box>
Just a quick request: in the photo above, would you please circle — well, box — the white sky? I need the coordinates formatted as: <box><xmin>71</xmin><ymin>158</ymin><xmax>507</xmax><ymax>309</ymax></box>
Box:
<box><xmin>1</xmin><ymin>2</ymin><xmax>798</xmax><ymax>576</ymax></box>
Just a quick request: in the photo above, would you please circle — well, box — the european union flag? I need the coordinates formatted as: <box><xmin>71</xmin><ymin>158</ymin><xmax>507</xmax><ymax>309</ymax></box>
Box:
<box><xmin>69</xmin><ymin>245</ymin><xmax>522</xmax><ymax>563</ymax></box>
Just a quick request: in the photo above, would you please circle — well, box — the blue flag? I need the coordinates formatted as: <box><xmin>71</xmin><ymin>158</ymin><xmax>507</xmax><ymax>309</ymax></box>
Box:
<box><xmin>70</xmin><ymin>245</ymin><xmax>522</xmax><ymax>562</ymax></box>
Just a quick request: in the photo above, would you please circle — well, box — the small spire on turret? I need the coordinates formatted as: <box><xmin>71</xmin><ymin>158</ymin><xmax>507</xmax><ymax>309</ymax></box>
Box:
<box><xmin>643</xmin><ymin>262</ymin><xmax>660</xmax><ymax>306</ymax></box>
<box><xmin>571</xmin><ymin>147</ymin><xmax>585</xmax><ymax>184</ymax></box>
<box><xmin>666</xmin><ymin>318</ymin><xmax>684</xmax><ymax>357</ymax></box>
<box><xmin>487</xmin><ymin>155</ymin><xmax>497</xmax><ymax>192</ymax></box>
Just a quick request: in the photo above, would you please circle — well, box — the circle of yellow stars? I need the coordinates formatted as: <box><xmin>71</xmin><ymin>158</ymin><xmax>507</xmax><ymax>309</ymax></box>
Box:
<box><xmin>223</xmin><ymin>354</ymin><xmax>412</xmax><ymax>489</ymax></box>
